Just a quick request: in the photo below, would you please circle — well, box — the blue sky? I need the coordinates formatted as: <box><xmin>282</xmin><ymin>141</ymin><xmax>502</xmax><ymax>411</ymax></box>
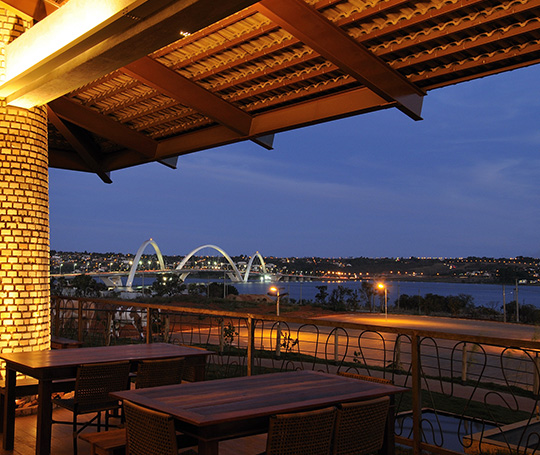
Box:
<box><xmin>49</xmin><ymin>64</ymin><xmax>540</xmax><ymax>259</ymax></box>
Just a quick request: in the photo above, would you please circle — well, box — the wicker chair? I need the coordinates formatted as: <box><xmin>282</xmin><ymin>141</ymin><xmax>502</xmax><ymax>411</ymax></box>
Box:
<box><xmin>135</xmin><ymin>357</ymin><xmax>185</xmax><ymax>389</ymax></box>
<box><xmin>123</xmin><ymin>400</ymin><xmax>179</xmax><ymax>455</ymax></box>
<box><xmin>337</xmin><ymin>371</ymin><xmax>393</xmax><ymax>385</ymax></box>
<box><xmin>52</xmin><ymin>361</ymin><xmax>131</xmax><ymax>455</ymax></box>
<box><xmin>333</xmin><ymin>397</ymin><xmax>390</xmax><ymax>455</ymax></box>
<box><xmin>265</xmin><ymin>406</ymin><xmax>337</xmax><ymax>455</ymax></box>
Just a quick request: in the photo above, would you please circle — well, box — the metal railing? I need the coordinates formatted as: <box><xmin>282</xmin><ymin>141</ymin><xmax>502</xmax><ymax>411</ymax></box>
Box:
<box><xmin>51</xmin><ymin>296</ymin><xmax>540</xmax><ymax>455</ymax></box>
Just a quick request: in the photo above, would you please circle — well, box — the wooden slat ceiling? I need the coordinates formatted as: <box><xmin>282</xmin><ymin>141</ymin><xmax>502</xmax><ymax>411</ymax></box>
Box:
<box><xmin>15</xmin><ymin>0</ymin><xmax>540</xmax><ymax>182</ymax></box>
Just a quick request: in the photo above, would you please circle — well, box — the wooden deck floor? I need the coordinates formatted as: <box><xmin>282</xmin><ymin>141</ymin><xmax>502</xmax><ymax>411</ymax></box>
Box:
<box><xmin>0</xmin><ymin>407</ymin><xmax>267</xmax><ymax>455</ymax></box>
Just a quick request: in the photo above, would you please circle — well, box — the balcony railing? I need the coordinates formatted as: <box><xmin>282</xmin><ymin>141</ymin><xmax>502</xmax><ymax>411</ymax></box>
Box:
<box><xmin>51</xmin><ymin>295</ymin><xmax>540</xmax><ymax>455</ymax></box>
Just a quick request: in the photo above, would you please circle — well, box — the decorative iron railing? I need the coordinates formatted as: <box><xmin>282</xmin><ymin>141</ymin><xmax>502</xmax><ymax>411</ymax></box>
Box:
<box><xmin>51</xmin><ymin>296</ymin><xmax>540</xmax><ymax>455</ymax></box>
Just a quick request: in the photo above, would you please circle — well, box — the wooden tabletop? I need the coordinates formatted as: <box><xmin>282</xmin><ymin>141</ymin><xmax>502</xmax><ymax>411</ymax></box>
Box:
<box><xmin>0</xmin><ymin>343</ymin><xmax>211</xmax><ymax>378</ymax></box>
<box><xmin>112</xmin><ymin>370</ymin><xmax>406</xmax><ymax>426</ymax></box>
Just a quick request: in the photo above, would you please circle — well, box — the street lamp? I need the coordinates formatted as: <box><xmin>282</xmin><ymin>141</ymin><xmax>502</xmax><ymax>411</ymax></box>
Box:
<box><xmin>268</xmin><ymin>286</ymin><xmax>288</xmax><ymax>358</ymax></box>
<box><xmin>268</xmin><ymin>286</ymin><xmax>288</xmax><ymax>316</ymax></box>
<box><xmin>378</xmin><ymin>283</ymin><xmax>388</xmax><ymax>319</ymax></box>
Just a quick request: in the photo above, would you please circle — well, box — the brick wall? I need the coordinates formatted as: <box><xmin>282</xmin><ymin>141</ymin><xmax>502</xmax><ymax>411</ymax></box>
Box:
<box><xmin>0</xmin><ymin>8</ymin><xmax>50</xmax><ymax>356</ymax></box>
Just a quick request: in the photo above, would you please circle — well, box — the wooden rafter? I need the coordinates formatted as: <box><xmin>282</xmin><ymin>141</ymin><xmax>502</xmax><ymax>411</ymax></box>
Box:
<box><xmin>122</xmin><ymin>57</ymin><xmax>253</xmax><ymax>136</ymax></box>
<box><xmin>257</xmin><ymin>0</ymin><xmax>424</xmax><ymax>120</ymax></box>
<box><xmin>365</xmin><ymin>0</ymin><xmax>540</xmax><ymax>52</ymax></box>
<box><xmin>34</xmin><ymin>0</ymin><xmax>540</xmax><ymax>176</ymax></box>
<box><xmin>47</xmin><ymin>106</ymin><xmax>112</xmax><ymax>183</ymax></box>
<box><xmin>410</xmin><ymin>40</ymin><xmax>540</xmax><ymax>86</ymax></box>
<box><xmin>394</xmin><ymin>19</ymin><xmax>540</xmax><ymax>72</ymax></box>
<box><xmin>181</xmin><ymin>1</ymin><xmax>540</xmax><ymax>106</ymax></box>
<box><xmin>48</xmin><ymin>98</ymin><xmax>158</xmax><ymax>159</ymax></box>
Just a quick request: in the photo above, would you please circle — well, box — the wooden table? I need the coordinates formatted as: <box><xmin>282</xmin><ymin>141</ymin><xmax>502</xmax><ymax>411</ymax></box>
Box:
<box><xmin>0</xmin><ymin>343</ymin><xmax>211</xmax><ymax>455</ymax></box>
<box><xmin>112</xmin><ymin>370</ymin><xmax>406</xmax><ymax>455</ymax></box>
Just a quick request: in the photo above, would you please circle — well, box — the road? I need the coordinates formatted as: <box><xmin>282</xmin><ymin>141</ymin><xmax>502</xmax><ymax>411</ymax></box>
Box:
<box><xmin>314</xmin><ymin>313</ymin><xmax>540</xmax><ymax>344</ymax></box>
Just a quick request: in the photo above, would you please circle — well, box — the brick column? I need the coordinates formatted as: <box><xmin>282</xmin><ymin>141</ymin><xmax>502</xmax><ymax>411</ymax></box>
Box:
<box><xmin>0</xmin><ymin>9</ymin><xmax>50</xmax><ymax>356</ymax></box>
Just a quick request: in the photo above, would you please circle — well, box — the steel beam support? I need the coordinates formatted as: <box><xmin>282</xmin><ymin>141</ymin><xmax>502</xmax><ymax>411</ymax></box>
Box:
<box><xmin>123</xmin><ymin>57</ymin><xmax>253</xmax><ymax>136</ymax></box>
<box><xmin>105</xmin><ymin>86</ymin><xmax>391</xmax><ymax>170</ymax></box>
<box><xmin>257</xmin><ymin>0</ymin><xmax>424</xmax><ymax>120</ymax></box>
<box><xmin>47</xmin><ymin>106</ymin><xmax>112</xmax><ymax>183</ymax></box>
<box><xmin>48</xmin><ymin>97</ymin><xmax>158</xmax><ymax>159</ymax></box>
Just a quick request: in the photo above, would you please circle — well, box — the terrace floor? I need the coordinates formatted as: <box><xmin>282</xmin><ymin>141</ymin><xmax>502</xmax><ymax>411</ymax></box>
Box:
<box><xmin>0</xmin><ymin>407</ymin><xmax>267</xmax><ymax>455</ymax></box>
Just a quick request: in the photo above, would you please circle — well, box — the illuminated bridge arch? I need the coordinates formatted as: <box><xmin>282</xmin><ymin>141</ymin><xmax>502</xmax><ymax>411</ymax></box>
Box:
<box><xmin>176</xmin><ymin>244</ymin><xmax>243</xmax><ymax>282</ymax></box>
<box><xmin>126</xmin><ymin>239</ymin><xmax>165</xmax><ymax>291</ymax></box>
<box><xmin>243</xmin><ymin>251</ymin><xmax>267</xmax><ymax>282</ymax></box>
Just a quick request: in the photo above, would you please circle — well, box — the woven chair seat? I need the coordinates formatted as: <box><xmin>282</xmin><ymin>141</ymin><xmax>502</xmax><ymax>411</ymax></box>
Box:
<box><xmin>135</xmin><ymin>357</ymin><xmax>185</xmax><ymax>389</ymax></box>
<box><xmin>124</xmin><ymin>399</ymin><xmax>181</xmax><ymax>455</ymax></box>
<box><xmin>333</xmin><ymin>397</ymin><xmax>390</xmax><ymax>455</ymax></box>
<box><xmin>54</xmin><ymin>397</ymin><xmax>122</xmax><ymax>414</ymax></box>
<box><xmin>265</xmin><ymin>406</ymin><xmax>337</xmax><ymax>455</ymax></box>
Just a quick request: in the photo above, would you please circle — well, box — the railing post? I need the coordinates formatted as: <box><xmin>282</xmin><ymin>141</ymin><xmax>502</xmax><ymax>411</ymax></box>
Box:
<box><xmin>53</xmin><ymin>297</ymin><xmax>60</xmax><ymax>337</ymax></box>
<box><xmin>146</xmin><ymin>306</ymin><xmax>151</xmax><ymax>343</ymax></box>
<box><xmin>275</xmin><ymin>322</ymin><xmax>281</xmax><ymax>359</ymax></box>
<box><xmin>462</xmin><ymin>343</ymin><xmax>468</xmax><ymax>382</ymax></box>
<box><xmin>247</xmin><ymin>316</ymin><xmax>255</xmax><ymax>376</ymax></box>
<box><xmin>411</xmin><ymin>333</ymin><xmax>422</xmax><ymax>455</ymax></box>
<box><xmin>394</xmin><ymin>335</ymin><xmax>402</xmax><ymax>371</ymax></box>
<box><xmin>219</xmin><ymin>319</ymin><xmax>224</xmax><ymax>354</ymax></box>
<box><xmin>334</xmin><ymin>330</ymin><xmax>339</xmax><ymax>362</ymax></box>
<box><xmin>106</xmin><ymin>312</ymin><xmax>112</xmax><ymax>346</ymax></box>
<box><xmin>534</xmin><ymin>351</ymin><xmax>540</xmax><ymax>395</ymax></box>
<box><xmin>164</xmin><ymin>315</ymin><xmax>170</xmax><ymax>343</ymax></box>
<box><xmin>77</xmin><ymin>300</ymin><xmax>83</xmax><ymax>342</ymax></box>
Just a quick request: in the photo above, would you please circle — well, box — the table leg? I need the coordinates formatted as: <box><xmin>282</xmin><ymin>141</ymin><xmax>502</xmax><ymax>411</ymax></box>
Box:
<box><xmin>2</xmin><ymin>367</ymin><xmax>16</xmax><ymax>449</ymax></box>
<box><xmin>198</xmin><ymin>440</ymin><xmax>219</xmax><ymax>455</ymax></box>
<box><xmin>380</xmin><ymin>396</ymin><xmax>396</xmax><ymax>455</ymax></box>
<box><xmin>35</xmin><ymin>380</ymin><xmax>53</xmax><ymax>455</ymax></box>
<box><xmin>185</xmin><ymin>355</ymin><xmax>207</xmax><ymax>382</ymax></box>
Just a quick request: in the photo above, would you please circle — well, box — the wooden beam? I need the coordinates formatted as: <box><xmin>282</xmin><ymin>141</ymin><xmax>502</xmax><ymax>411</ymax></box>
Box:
<box><xmin>47</xmin><ymin>106</ymin><xmax>112</xmax><ymax>183</ymax></box>
<box><xmin>123</xmin><ymin>57</ymin><xmax>253</xmax><ymax>136</ymax></box>
<box><xmin>48</xmin><ymin>97</ymin><xmax>158</xmax><ymax>159</ymax></box>
<box><xmin>0</xmin><ymin>0</ymin><xmax>59</xmax><ymax>21</ymax></box>
<box><xmin>257</xmin><ymin>0</ymin><xmax>424</xmax><ymax>120</ymax></box>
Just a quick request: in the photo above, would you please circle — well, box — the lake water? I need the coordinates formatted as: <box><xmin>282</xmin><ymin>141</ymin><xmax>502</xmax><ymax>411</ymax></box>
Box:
<box><xmin>130</xmin><ymin>276</ymin><xmax>540</xmax><ymax>309</ymax></box>
<box><xmin>228</xmin><ymin>279</ymin><xmax>539</xmax><ymax>309</ymax></box>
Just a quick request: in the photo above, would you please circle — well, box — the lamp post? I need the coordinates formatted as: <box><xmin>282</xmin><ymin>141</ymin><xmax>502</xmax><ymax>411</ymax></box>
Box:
<box><xmin>268</xmin><ymin>286</ymin><xmax>288</xmax><ymax>358</ymax></box>
<box><xmin>378</xmin><ymin>283</ymin><xmax>388</xmax><ymax>319</ymax></box>
<box><xmin>268</xmin><ymin>286</ymin><xmax>288</xmax><ymax>316</ymax></box>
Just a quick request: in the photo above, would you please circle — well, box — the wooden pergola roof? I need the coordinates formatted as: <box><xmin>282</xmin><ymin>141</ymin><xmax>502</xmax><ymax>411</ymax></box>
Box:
<box><xmin>4</xmin><ymin>0</ymin><xmax>540</xmax><ymax>183</ymax></box>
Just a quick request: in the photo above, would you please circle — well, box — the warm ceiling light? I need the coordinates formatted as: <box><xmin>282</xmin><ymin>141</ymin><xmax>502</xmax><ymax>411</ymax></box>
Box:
<box><xmin>0</xmin><ymin>0</ymin><xmax>259</xmax><ymax>108</ymax></box>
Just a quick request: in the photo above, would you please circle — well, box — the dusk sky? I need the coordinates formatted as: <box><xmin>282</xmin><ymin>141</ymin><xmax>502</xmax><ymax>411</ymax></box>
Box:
<box><xmin>49</xmin><ymin>63</ymin><xmax>540</xmax><ymax>259</ymax></box>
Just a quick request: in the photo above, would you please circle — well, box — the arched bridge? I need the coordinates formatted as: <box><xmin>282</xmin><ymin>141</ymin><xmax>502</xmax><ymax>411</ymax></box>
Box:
<box><xmin>120</xmin><ymin>240</ymin><xmax>273</xmax><ymax>291</ymax></box>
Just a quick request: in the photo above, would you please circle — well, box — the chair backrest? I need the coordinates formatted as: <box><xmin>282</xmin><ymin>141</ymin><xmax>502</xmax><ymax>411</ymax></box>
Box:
<box><xmin>123</xmin><ymin>400</ymin><xmax>178</xmax><ymax>455</ymax></box>
<box><xmin>266</xmin><ymin>406</ymin><xmax>337</xmax><ymax>455</ymax></box>
<box><xmin>75</xmin><ymin>361</ymin><xmax>131</xmax><ymax>407</ymax></box>
<box><xmin>135</xmin><ymin>357</ymin><xmax>185</xmax><ymax>389</ymax></box>
<box><xmin>337</xmin><ymin>371</ymin><xmax>393</xmax><ymax>385</ymax></box>
<box><xmin>333</xmin><ymin>397</ymin><xmax>390</xmax><ymax>455</ymax></box>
